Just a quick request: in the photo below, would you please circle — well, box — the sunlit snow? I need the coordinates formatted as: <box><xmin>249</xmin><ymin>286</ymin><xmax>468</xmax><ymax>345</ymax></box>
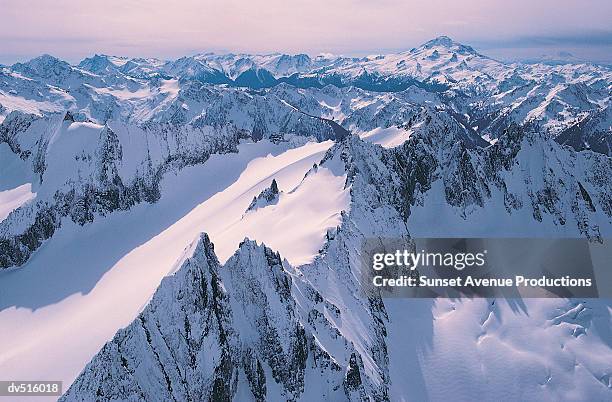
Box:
<box><xmin>0</xmin><ymin>139</ymin><xmax>349</xmax><ymax>393</ymax></box>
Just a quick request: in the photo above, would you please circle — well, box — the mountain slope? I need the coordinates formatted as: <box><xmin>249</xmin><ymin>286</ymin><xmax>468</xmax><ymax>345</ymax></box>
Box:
<box><xmin>62</xmin><ymin>235</ymin><xmax>371</xmax><ymax>401</ymax></box>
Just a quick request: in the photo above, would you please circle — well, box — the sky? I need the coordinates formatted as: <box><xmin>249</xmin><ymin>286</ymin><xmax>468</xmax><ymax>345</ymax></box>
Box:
<box><xmin>1</xmin><ymin>0</ymin><xmax>611</xmax><ymax>64</ymax></box>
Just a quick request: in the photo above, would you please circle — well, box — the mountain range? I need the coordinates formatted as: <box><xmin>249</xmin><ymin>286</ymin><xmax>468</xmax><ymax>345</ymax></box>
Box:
<box><xmin>0</xmin><ymin>36</ymin><xmax>611</xmax><ymax>401</ymax></box>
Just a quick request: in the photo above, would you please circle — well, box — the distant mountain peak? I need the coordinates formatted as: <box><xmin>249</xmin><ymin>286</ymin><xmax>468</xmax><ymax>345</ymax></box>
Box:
<box><xmin>12</xmin><ymin>54</ymin><xmax>73</xmax><ymax>78</ymax></box>
<box><xmin>78</xmin><ymin>54</ymin><xmax>119</xmax><ymax>73</ymax></box>
<box><xmin>520</xmin><ymin>51</ymin><xmax>586</xmax><ymax>65</ymax></box>
<box><xmin>21</xmin><ymin>54</ymin><xmax>66</xmax><ymax>66</ymax></box>
<box><xmin>424</xmin><ymin>35</ymin><xmax>456</xmax><ymax>48</ymax></box>
<box><xmin>419</xmin><ymin>36</ymin><xmax>479</xmax><ymax>56</ymax></box>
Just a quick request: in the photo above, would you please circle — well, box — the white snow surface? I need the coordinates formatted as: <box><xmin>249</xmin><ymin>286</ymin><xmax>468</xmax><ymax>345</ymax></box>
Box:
<box><xmin>386</xmin><ymin>298</ymin><xmax>612</xmax><ymax>401</ymax></box>
<box><xmin>0</xmin><ymin>183</ymin><xmax>35</xmax><ymax>222</ymax></box>
<box><xmin>0</xmin><ymin>139</ymin><xmax>348</xmax><ymax>399</ymax></box>
<box><xmin>359</xmin><ymin>126</ymin><xmax>413</xmax><ymax>148</ymax></box>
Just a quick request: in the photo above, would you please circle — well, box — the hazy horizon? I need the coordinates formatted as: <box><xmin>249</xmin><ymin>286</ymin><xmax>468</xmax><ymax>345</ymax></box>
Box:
<box><xmin>1</xmin><ymin>0</ymin><xmax>611</xmax><ymax>65</ymax></box>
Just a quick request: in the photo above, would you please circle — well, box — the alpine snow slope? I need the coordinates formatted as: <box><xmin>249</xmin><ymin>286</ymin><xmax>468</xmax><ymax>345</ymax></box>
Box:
<box><xmin>0</xmin><ymin>37</ymin><xmax>611</xmax><ymax>401</ymax></box>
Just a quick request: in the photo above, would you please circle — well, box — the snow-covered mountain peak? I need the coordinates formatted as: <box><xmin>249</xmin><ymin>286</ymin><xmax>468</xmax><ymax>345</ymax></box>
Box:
<box><xmin>61</xmin><ymin>232</ymin><xmax>380</xmax><ymax>401</ymax></box>
<box><xmin>17</xmin><ymin>53</ymin><xmax>67</xmax><ymax>67</ymax></box>
<box><xmin>416</xmin><ymin>35</ymin><xmax>479</xmax><ymax>56</ymax></box>
<box><xmin>78</xmin><ymin>54</ymin><xmax>125</xmax><ymax>74</ymax></box>
<box><xmin>12</xmin><ymin>54</ymin><xmax>74</xmax><ymax>78</ymax></box>
<box><xmin>422</xmin><ymin>35</ymin><xmax>455</xmax><ymax>48</ymax></box>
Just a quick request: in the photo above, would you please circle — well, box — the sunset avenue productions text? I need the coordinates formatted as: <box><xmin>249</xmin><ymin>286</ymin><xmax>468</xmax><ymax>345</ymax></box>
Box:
<box><xmin>372</xmin><ymin>274</ymin><xmax>592</xmax><ymax>288</ymax></box>
<box><xmin>370</xmin><ymin>249</ymin><xmax>593</xmax><ymax>290</ymax></box>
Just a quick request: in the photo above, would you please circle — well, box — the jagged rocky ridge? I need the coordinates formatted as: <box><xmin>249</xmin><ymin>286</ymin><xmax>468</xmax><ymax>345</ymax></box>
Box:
<box><xmin>0</xmin><ymin>95</ymin><xmax>347</xmax><ymax>267</ymax></box>
<box><xmin>320</xmin><ymin>120</ymin><xmax>611</xmax><ymax>240</ymax></box>
<box><xmin>61</xmin><ymin>234</ymin><xmax>379</xmax><ymax>401</ymax></box>
<box><xmin>372</xmin><ymin>122</ymin><xmax>611</xmax><ymax>238</ymax></box>
<box><xmin>245</xmin><ymin>179</ymin><xmax>280</xmax><ymax>213</ymax></box>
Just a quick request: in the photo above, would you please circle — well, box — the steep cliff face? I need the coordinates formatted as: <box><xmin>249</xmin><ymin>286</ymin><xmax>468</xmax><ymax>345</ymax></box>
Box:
<box><xmin>0</xmin><ymin>114</ymin><xmax>245</xmax><ymax>268</ymax></box>
<box><xmin>556</xmin><ymin>105</ymin><xmax>612</xmax><ymax>156</ymax></box>
<box><xmin>322</xmin><ymin>121</ymin><xmax>611</xmax><ymax>240</ymax></box>
<box><xmin>62</xmin><ymin>234</ymin><xmax>377</xmax><ymax>402</ymax></box>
